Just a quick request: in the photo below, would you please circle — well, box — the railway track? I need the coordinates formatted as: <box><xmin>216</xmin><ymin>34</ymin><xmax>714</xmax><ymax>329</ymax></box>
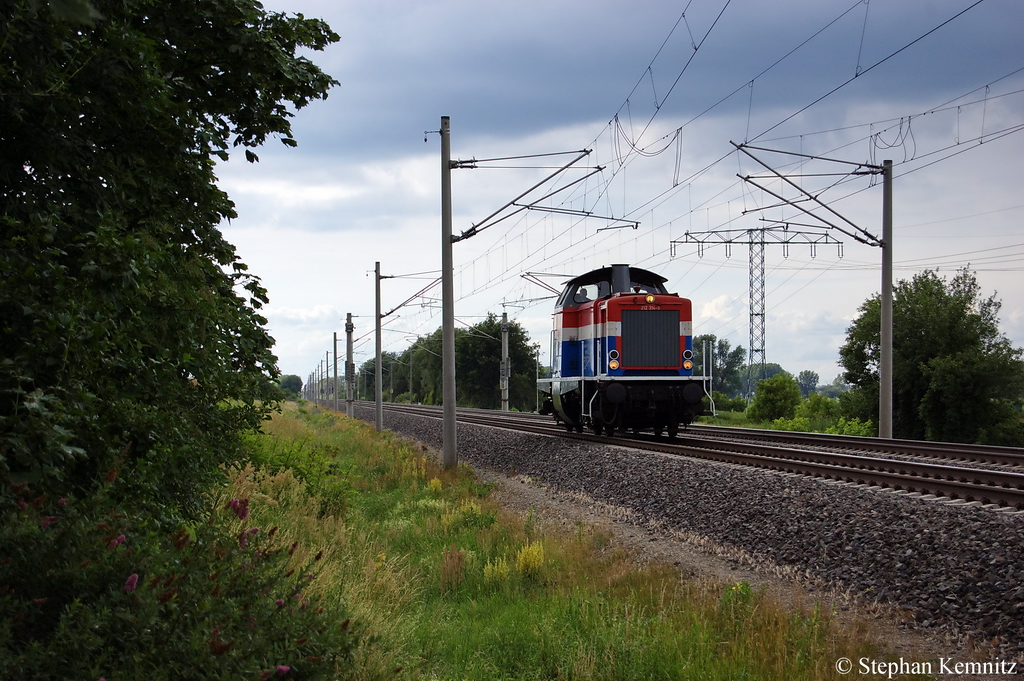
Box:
<box><xmin>331</xmin><ymin>401</ymin><xmax>1024</xmax><ymax>509</ymax></box>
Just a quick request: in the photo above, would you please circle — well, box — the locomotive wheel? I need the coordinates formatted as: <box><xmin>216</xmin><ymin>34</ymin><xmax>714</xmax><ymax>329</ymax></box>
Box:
<box><xmin>667</xmin><ymin>422</ymin><xmax>679</xmax><ymax>439</ymax></box>
<box><xmin>591</xmin><ymin>421</ymin><xmax>603</xmax><ymax>436</ymax></box>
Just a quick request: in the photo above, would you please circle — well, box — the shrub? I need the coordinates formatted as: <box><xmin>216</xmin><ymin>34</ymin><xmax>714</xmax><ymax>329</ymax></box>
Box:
<box><xmin>747</xmin><ymin>373</ymin><xmax>802</xmax><ymax>421</ymax></box>
<box><xmin>707</xmin><ymin>391</ymin><xmax>747</xmax><ymax>413</ymax></box>
<box><xmin>483</xmin><ymin>556</ymin><xmax>510</xmax><ymax>583</ymax></box>
<box><xmin>516</xmin><ymin>540</ymin><xmax>545</xmax><ymax>577</ymax></box>
<box><xmin>795</xmin><ymin>393</ymin><xmax>840</xmax><ymax>421</ymax></box>
<box><xmin>770</xmin><ymin>417</ymin><xmax>811</xmax><ymax>432</ymax></box>
<box><xmin>0</xmin><ymin>488</ymin><xmax>358</xmax><ymax>680</ymax></box>
<box><xmin>826</xmin><ymin>417</ymin><xmax>875</xmax><ymax>437</ymax></box>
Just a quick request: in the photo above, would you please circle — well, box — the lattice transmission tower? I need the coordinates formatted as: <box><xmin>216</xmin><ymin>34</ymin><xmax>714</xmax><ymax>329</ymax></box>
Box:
<box><xmin>673</xmin><ymin>224</ymin><xmax>843</xmax><ymax>396</ymax></box>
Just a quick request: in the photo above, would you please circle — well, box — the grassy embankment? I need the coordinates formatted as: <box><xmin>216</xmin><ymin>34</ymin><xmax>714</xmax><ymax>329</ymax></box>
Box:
<box><xmin>232</xmin><ymin>401</ymin><xmax>926</xmax><ymax>680</ymax></box>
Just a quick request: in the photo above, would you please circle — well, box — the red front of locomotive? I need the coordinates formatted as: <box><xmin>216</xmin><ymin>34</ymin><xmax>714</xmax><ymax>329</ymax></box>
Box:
<box><xmin>597</xmin><ymin>291</ymin><xmax>696</xmax><ymax>378</ymax></box>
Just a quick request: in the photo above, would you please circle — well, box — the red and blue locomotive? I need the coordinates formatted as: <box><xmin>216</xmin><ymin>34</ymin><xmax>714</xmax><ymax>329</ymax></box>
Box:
<box><xmin>538</xmin><ymin>264</ymin><xmax>708</xmax><ymax>437</ymax></box>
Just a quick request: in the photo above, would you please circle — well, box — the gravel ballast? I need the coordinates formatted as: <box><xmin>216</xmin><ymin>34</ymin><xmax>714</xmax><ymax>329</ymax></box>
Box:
<box><xmin>351</xmin><ymin>405</ymin><xmax>1024</xmax><ymax>658</ymax></box>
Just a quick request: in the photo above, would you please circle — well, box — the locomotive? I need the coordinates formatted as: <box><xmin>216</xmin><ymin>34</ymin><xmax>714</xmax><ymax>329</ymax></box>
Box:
<box><xmin>538</xmin><ymin>264</ymin><xmax>708</xmax><ymax>437</ymax></box>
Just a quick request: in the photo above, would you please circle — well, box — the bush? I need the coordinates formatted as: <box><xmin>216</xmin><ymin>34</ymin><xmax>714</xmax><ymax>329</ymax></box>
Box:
<box><xmin>825</xmin><ymin>417</ymin><xmax>875</xmax><ymax>437</ymax></box>
<box><xmin>747</xmin><ymin>373</ymin><xmax>802</xmax><ymax>422</ymax></box>
<box><xmin>0</xmin><ymin>486</ymin><xmax>358</xmax><ymax>680</ymax></box>
<box><xmin>707</xmin><ymin>391</ymin><xmax>747</xmax><ymax>413</ymax></box>
<box><xmin>795</xmin><ymin>393</ymin><xmax>840</xmax><ymax>421</ymax></box>
<box><xmin>770</xmin><ymin>417</ymin><xmax>811</xmax><ymax>432</ymax></box>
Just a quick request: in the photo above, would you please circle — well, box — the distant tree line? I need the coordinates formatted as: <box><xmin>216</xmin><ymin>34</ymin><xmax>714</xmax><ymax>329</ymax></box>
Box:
<box><xmin>356</xmin><ymin>313</ymin><xmax>543</xmax><ymax>412</ymax></box>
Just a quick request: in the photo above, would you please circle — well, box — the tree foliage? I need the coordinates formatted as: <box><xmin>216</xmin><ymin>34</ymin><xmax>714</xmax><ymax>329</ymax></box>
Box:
<box><xmin>1</xmin><ymin>0</ymin><xmax>338</xmax><ymax>514</ymax></box>
<box><xmin>839</xmin><ymin>269</ymin><xmax>1024</xmax><ymax>444</ymax></box>
<box><xmin>796</xmin><ymin>370</ymin><xmax>819</xmax><ymax>397</ymax></box>
<box><xmin>363</xmin><ymin>314</ymin><xmax>541</xmax><ymax>411</ymax></box>
<box><xmin>747</xmin><ymin>372</ymin><xmax>802</xmax><ymax>422</ymax></box>
<box><xmin>741</xmin><ymin>362</ymin><xmax>786</xmax><ymax>397</ymax></box>
<box><xmin>279</xmin><ymin>374</ymin><xmax>303</xmax><ymax>399</ymax></box>
<box><xmin>692</xmin><ymin>334</ymin><xmax>746</xmax><ymax>398</ymax></box>
<box><xmin>1</xmin><ymin>0</ymin><xmax>343</xmax><ymax>672</ymax></box>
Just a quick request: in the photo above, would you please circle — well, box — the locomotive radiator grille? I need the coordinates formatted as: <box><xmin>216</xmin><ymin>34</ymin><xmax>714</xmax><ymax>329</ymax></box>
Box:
<box><xmin>621</xmin><ymin>309</ymin><xmax>679</xmax><ymax>367</ymax></box>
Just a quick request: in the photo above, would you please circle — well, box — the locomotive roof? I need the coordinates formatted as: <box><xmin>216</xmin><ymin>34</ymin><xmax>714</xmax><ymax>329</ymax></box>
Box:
<box><xmin>563</xmin><ymin>265</ymin><xmax>667</xmax><ymax>288</ymax></box>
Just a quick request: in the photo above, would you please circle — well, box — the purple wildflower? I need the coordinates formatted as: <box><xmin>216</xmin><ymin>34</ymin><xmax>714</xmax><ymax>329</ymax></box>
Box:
<box><xmin>274</xmin><ymin>599</ymin><xmax>285</xmax><ymax>607</ymax></box>
<box><xmin>276</xmin><ymin>666</ymin><xmax>290</xmax><ymax>676</ymax></box>
<box><xmin>108</xmin><ymin>534</ymin><xmax>126</xmax><ymax>549</ymax></box>
<box><xmin>238</xmin><ymin>527</ymin><xmax>258</xmax><ymax>549</ymax></box>
<box><xmin>124</xmin><ymin>573</ymin><xmax>139</xmax><ymax>592</ymax></box>
<box><xmin>228</xmin><ymin>498</ymin><xmax>250</xmax><ymax>520</ymax></box>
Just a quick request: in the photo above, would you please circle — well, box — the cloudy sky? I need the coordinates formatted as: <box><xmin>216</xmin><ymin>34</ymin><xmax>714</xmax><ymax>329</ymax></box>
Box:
<box><xmin>215</xmin><ymin>0</ymin><xmax>1024</xmax><ymax>388</ymax></box>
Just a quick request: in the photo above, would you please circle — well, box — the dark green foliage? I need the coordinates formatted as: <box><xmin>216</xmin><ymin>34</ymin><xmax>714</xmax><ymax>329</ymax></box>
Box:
<box><xmin>364</xmin><ymin>314</ymin><xmax>542</xmax><ymax>411</ymax></box>
<box><xmin>692</xmin><ymin>334</ymin><xmax>746</xmax><ymax>398</ymax></box>
<box><xmin>747</xmin><ymin>372</ymin><xmax>802</xmax><ymax>422</ymax></box>
<box><xmin>707</xmin><ymin>391</ymin><xmax>747</xmax><ymax>413</ymax></box>
<box><xmin>741</xmin><ymin>363</ymin><xmax>786</xmax><ymax>397</ymax></box>
<box><xmin>796</xmin><ymin>370</ymin><xmax>819</xmax><ymax>397</ymax></box>
<box><xmin>1</xmin><ymin>0</ymin><xmax>342</xmax><ymax>672</ymax></box>
<box><xmin>1</xmin><ymin>483</ymin><xmax>357</xmax><ymax>679</ymax></box>
<box><xmin>1</xmin><ymin>0</ymin><xmax>337</xmax><ymax>512</ymax></box>
<box><xmin>280</xmin><ymin>375</ymin><xmax>303</xmax><ymax>399</ymax></box>
<box><xmin>816</xmin><ymin>375</ymin><xmax>850</xmax><ymax>399</ymax></box>
<box><xmin>839</xmin><ymin>269</ymin><xmax>1024</xmax><ymax>444</ymax></box>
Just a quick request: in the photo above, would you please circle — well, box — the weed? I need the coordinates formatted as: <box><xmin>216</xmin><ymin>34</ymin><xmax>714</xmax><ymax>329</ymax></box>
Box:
<box><xmin>440</xmin><ymin>543</ymin><xmax>466</xmax><ymax>591</ymax></box>
<box><xmin>516</xmin><ymin>539</ymin><xmax>545</xmax><ymax>577</ymax></box>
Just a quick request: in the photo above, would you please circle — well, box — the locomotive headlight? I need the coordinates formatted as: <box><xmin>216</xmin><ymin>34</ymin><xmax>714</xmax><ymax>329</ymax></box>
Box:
<box><xmin>683</xmin><ymin>360</ymin><xmax>694</xmax><ymax>370</ymax></box>
<box><xmin>609</xmin><ymin>359</ymin><xmax>620</xmax><ymax>370</ymax></box>
<box><xmin>645</xmin><ymin>294</ymin><xmax>655</xmax><ymax>303</ymax></box>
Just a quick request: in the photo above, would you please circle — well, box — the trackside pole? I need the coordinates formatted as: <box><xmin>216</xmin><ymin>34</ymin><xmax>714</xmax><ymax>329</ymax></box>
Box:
<box><xmin>879</xmin><ymin>160</ymin><xmax>893</xmax><ymax>439</ymax></box>
<box><xmin>440</xmin><ymin>116</ymin><xmax>457</xmax><ymax>468</ymax></box>
<box><xmin>501</xmin><ymin>311</ymin><xmax>509</xmax><ymax>412</ymax></box>
<box><xmin>345</xmin><ymin>313</ymin><xmax>355</xmax><ymax>417</ymax></box>
<box><xmin>375</xmin><ymin>262</ymin><xmax>383</xmax><ymax>432</ymax></box>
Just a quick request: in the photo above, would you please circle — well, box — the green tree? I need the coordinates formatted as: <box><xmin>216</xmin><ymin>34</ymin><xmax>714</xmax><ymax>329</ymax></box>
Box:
<box><xmin>747</xmin><ymin>372</ymin><xmax>802</xmax><ymax>422</ymax></box>
<box><xmin>839</xmin><ymin>269</ymin><xmax>1024</xmax><ymax>444</ymax></box>
<box><xmin>279</xmin><ymin>374</ymin><xmax>303</xmax><ymax>399</ymax></box>
<box><xmin>359</xmin><ymin>351</ymin><xmax>401</xmax><ymax>401</ymax></box>
<box><xmin>692</xmin><ymin>334</ymin><xmax>746</xmax><ymax>397</ymax></box>
<box><xmin>740</xmin><ymin>362</ymin><xmax>786</xmax><ymax>396</ymax></box>
<box><xmin>1</xmin><ymin>1</ymin><xmax>346</xmax><ymax>673</ymax></box>
<box><xmin>817</xmin><ymin>375</ymin><xmax>850</xmax><ymax>400</ymax></box>
<box><xmin>1</xmin><ymin>0</ymin><xmax>338</xmax><ymax>514</ymax></box>
<box><xmin>796</xmin><ymin>370</ymin><xmax>819</xmax><ymax>397</ymax></box>
<box><xmin>390</xmin><ymin>315</ymin><xmax>539</xmax><ymax>410</ymax></box>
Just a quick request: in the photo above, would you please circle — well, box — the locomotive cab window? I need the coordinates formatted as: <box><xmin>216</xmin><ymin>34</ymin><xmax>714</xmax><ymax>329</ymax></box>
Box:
<box><xmin>557</xmin><ymin>265</ymin><xmax>670</xmax><ymax>309</ymax></box>
<box><xmin>573</xmin><ymin>283</ymin><xmax>605</xmax><ymax>303</ymax></box>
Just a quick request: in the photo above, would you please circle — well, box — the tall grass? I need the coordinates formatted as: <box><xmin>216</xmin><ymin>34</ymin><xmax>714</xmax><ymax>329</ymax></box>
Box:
<box><xmin>227</xmin><ymin>403</ymin><xmax>925</xmax><ymax>680</ymax></box>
